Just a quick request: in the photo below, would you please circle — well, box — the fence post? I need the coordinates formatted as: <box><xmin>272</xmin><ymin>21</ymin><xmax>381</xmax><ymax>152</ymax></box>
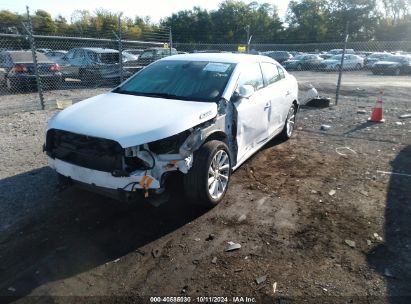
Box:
<box><xmin>335</xmin><ymin>21</ymin><xmax>349</xmax><ymax>106</ymax></box>
<box><xmin>24</xmin><ymin>6</ymin><xmax>45</xmax><ymax>110</ymax></box>
<box><xmin>118</xmin><ymin>14</ymin><xmax>123</xmax><ymax>84</ymax></box>
<box><xmin>169</xmin><ymin>27</ymin><xmax>173</xmax><ymax>55</ymax></box>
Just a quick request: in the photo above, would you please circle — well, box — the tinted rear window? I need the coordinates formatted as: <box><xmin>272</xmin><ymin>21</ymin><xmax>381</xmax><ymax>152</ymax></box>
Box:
<box><xmin>99</xmin><ymin>53</ymin><xmax>119</xmax><ymax>64</ymax></box>
<box><xmin>9</xmin><ymin>52</ymin><xmax>50</xmax><ymax>63</ymax></box>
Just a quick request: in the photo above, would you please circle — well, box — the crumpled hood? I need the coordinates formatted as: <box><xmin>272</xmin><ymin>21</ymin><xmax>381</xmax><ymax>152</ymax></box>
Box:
<box><xmin>48</xmin><ymin>92</ymin><xmax>218</xmax><ymax>147</ymax></box>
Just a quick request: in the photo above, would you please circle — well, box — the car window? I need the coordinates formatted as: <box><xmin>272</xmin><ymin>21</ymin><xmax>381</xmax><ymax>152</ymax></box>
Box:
<box><xmin>237</xmin><ymin>63</ymin><xmax>264</xmax><ymax>91</ymax></box>
<box><xmin>278</xmin><ymin>65</ymin><xmax>285</xmax><ymax>79</ymax></box>
<box><xmin>261</xmin><ymin>62</ymin><xmax>281</xmax><ymax>85</ymax></box>
<box><xmin>140</xmin><ymin>50</ymin><xmax>155</xmax><ymax>59</ymax></box>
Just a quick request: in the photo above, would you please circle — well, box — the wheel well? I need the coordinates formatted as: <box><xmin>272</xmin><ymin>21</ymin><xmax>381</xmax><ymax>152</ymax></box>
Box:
<box><xmin>204</xmin><ymin>131</ymin><xmax>228</xmax><ymax>145</ymax></box>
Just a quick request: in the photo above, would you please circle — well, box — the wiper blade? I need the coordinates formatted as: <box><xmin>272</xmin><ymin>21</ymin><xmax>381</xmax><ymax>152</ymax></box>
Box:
<box><xmin>142</xmin><ymin>92</ymin><xmax>188</xmax><ymax>100</ymax></box>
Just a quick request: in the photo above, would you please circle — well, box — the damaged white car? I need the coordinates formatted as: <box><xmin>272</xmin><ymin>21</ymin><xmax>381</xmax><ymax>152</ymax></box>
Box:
<box><xmin>45</xmin><ymin>53</ymin><xmax>299</xmax><ymax>206</ymax></box>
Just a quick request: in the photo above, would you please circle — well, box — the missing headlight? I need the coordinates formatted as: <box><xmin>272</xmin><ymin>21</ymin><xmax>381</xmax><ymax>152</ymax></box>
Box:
<box><xmin>148</xmin><ymin>130</ymin><xmax>190</xmax><ymax>154</ymax></box>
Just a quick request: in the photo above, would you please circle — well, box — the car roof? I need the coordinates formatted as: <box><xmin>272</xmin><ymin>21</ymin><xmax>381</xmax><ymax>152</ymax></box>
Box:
<box><xmin>160</xmin><ymin>53</ymin><xmax>277</xmax><ymax>64</ymax></box>
<box><xmin>75</xmin><ymin>47</ymin><xmax>118</xmax><ymax>53</ymax></box>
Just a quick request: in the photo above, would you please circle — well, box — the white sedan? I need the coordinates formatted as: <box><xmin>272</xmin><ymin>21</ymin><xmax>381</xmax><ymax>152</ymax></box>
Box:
<box><xmin>45</xmin><ymin>53</ymin><xmax>299</xmax><ymax>206</ymax></box>
<box><xmin>318</xmin><ymin>54</ymin><xmax>364</xmax><ymax>71</ymax></box>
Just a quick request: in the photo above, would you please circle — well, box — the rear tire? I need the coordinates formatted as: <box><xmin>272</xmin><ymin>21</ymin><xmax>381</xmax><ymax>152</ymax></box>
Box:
<box><xmin>279</xmin><ymin>104</ymin><xmax>297</xmax><ymax>140</ymax></box>
<box><xmin>184</xmin><ymin>140</ymin><xmax>231</xmax><ymax>207</ymax></box>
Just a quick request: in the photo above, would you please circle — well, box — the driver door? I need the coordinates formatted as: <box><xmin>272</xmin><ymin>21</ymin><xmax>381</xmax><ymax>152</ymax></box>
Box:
<box><xmin>234</xmin><ymin>62</ymin><xmax>270</xmax><ymax>163</ymax></box>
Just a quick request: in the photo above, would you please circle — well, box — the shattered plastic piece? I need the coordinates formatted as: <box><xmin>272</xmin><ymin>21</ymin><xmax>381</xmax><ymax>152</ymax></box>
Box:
<box><xmin>272</xmin><ymin>282</ymin><xmax>277</xmax><ymax>294</ymax></box>
<box><xmin>345</xmin><ymin>240</ymin><xmax>356</xmax><ymax>248</ymax></box>
<box><xmin>336</xmin><ymin>147</ymin><xmax>357</xmax><ymax>157</ymax></box>
<box><xmin>113</xmin><ymin>258</ymin><xmax>120</xmax><ymax>263</ymax></box>
<box><xmin>225</xmin><ymin>241</ymin><xmax>241</xmax><ymax>252</ymax></box>
<box><xmin>238</xmin><ymin>214</ymin><xmax>247</xmax><ymax>222</ymax></box>
<box><xmin>373</xmin><ymin>233</ymin><xmax>384</xmax><ymax>242</ymax></box>
<box><xmin>211</xmin><ymin>257</ymin><xmax>217</xmax><ymax>264</ymax></box>
<box><xmin>7</xmin><ymin>287</ymin><xmax>16</xmax><ymax>293</ymax></box>
<box><xmin>399</xmin><ymin>114</ymin><xmax>411</xmax><ymax>119</ymax></box>
<box><xmin>320</xmin><ymin>124</ymin><xmax>331</xmax><ymax>131</ymax></box>
<box><xmin>328</xmin><ymin>189</ymin><xmax>336</xmax><ymax>196</ymax></box>
<box><xmin>357</xmin><ymin>110</ymin><xmax>367</xmax><ymax>114</ymax></box>
<box><xmin>194</xmin><ymin>238</ymin><xmax>201</xmax><ymax>242</ymax></box>
<box><xmin>256</xmin><ymin>275</ymin><xmax>267</xmax><ymax>285</ymax></box>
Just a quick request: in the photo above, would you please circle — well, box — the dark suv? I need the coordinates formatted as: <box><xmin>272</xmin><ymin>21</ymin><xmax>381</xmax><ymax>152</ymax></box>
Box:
<box><xmin>264</xmin><ymin>51</ymin><xmax>293</xmax><ymax>64</ymax></box>
<box><xmin>59</xmin><ymin>48</ymin><xmax>131</xmax><ymax>83</ymax></box>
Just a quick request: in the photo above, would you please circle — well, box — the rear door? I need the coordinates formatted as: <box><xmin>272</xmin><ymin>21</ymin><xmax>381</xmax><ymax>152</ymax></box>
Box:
<box><xmin>234</xmin><ymin>62</ymin><xmax>270</xmax><ymax>162</ymax></box>
<box><xmin>260</xmin><ymin>62</ymin><xmax>290</xmax><ymax>135</ymax></box>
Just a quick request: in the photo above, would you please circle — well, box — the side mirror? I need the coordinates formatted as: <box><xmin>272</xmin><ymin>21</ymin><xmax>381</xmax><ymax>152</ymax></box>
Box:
<box><xmin>231</xmin><ymin>85</ymin><xmax>255</xmax><ymax>101</ymax></box>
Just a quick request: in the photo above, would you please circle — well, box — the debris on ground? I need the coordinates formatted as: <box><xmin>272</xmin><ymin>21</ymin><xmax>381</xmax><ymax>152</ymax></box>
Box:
<box><xmin>384</xmin><ymin>268</ymin><xmax>395</xmax><ymax>278</ymax></box>
<box><xmin>255</xmin><ymin>275</ymin><xmax>267</xmax><ymax>285</ymax></box>
<box><xmin>305</xmin><ymin>97</ymin><xmax>331</xmax><ymax>108</ymax></box>
<box><xmin>194</xmin><ymin>238</ymin><xmax>201</xmax><ymax>242</ymax></box>
<box><xmin>272</xmin><ymin>282</ymin><xmax>277</xmax><ymax>294</ymax></box>
<box><xmin>152</xmin><ymin>248</ymin><xmax>162</xmax><ymax>258</ymax></box>
<box><xmin>399</xmin><ymin>114</ymin><xmax>411</xmax><ymax>119</ymax></box>
<box><xmin>211</xmin><ymin>257</ymin><xmax>217</xmax><ymax>264</ymax></box>
<box><xmin>113</xmin><ymin>258</ymin><xmax>120</xmax><ymax>263</ymax></box>
<box><xmin>320</xmin><ymin>124</ymin><xmax>331</xmax><ymax>131</ymax></box>
<box><xmin>395</xmin><ymin>122</ymin><xmax>405</xmax><ymax>126</ymax></box>
<box><xmin>238</xmin><ymin>214</ymin><xmax>247</xmax><ymax>222</ymax></box>
<box><xmin>335</xmin><ymin>147</ymin><xmax>357</xmax><ymax>157</ymax></box>
<box><xmin>192</xmin><ymin>259</ymin><xmax>199</xmax><ymax>265</ymax></box>
<box><xmin>206</xmin><ymin>234</ymin><xmax>215</xmax><ymax>241</ymax></box>
<box><xmin>225</xmin><ymin>241</ymin><xmax>241</xmax><ymax>252</ymax></box>
<box><xmin>373</xmin><ymin>233</ymin><xmax>384</xmax><ymax>242</ymax></box>
<box><xmin>345</xmin><ymin>240</ymin><xmax>356</xmax><ymax>248</ymax></box>
<box><xmin>329</xmin><ymin>189</ymin><xmax>336</xmax><ymax>196</ymax></box>
<box><xmin>357</xmin><ymin>109</ymin><xmax>367</xmax><ymax>114</ymax></box>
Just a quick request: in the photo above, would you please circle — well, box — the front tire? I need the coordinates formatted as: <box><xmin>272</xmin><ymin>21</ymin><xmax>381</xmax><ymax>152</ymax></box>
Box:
<box><xmin>184</xmin><ymin>140</ymin><xmax>231</xmax><ymax>207</ymax></box>
<box><xmin>279</xmin><ymin>104</ymin><xmax>297</xmax><ymax>140</ymax></box>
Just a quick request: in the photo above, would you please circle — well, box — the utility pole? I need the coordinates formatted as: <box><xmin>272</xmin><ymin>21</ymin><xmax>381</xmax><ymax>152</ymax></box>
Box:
<box><xmin>24</xmin><ymin>6</ymin><xmax>44</xmax><ymax>110</ymax></box>
<box><xmin>246</xmin><ymin>25</ymin><xmax>250</xmax><ymax>54</ymax></box>
<box><xmin>335</xmin><ymin>21</ymin><xmax>349</xmax><ymax>106</ymax></box>
<box><xmin>169</xmin><ymin>27</ymin><xmax>173</xmax><ymax>56</ymax></box>
<box><xmin>118</xmin><ymin>13</ymin><xmax>123</xmax><ymax>83</ymax></box>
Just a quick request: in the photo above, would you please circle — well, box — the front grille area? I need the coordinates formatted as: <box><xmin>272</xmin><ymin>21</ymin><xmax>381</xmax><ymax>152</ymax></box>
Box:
<box><xmin>46</xmin><ymin>129</ymin><xmax>124</xmax><ymax>172</ymax></box>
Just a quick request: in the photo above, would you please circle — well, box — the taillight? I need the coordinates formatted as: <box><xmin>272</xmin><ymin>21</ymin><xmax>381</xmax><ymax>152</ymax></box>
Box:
<box><xmin>12</xmin><ymin>64</ymin><xmax>28</xmax><ymax>73</ymax></box>
<box><xmin>50</xmin><ymin>63</ymin><xmax>61</xmax><ymax>72</ymax></box>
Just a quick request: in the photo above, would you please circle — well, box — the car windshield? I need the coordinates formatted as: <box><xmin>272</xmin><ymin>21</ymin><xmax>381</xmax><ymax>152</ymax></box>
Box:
<box><xmin>369</xmin><ymin>53</ymin><xmax>388</xmax><ymax>59</ymax></box>
<box><xmin>113</xmin><ymin>60</ymin><xmax>236</xmax><ymax>102</ymax></box>
<box><xmin>331</xmin><ymin>55</ymin><xmax>344</xmax><ymax>60</ymax></box>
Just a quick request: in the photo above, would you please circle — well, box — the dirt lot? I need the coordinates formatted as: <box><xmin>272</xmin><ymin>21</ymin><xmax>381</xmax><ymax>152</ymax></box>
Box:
<box><xmin>0</xmin><ymin>71</ymin><xmax>410</xmax><ymax>303</ymax></box>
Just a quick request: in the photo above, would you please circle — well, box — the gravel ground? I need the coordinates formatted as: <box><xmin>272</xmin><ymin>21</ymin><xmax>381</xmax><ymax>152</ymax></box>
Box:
<box><xmin>0</xmin><ymin>72</ymin><xmax>410</xmax><ymax>303</ymax></box>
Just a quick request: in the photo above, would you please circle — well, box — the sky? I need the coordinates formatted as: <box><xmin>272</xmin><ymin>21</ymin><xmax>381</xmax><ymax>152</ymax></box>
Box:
<box><xmin>1</xmin><ymin>0</ymin><xmax>291</xmax><ymax>22</ymax></box>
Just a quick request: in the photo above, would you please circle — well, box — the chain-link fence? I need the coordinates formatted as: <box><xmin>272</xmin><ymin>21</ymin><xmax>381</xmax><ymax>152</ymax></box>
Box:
<box><xmin>0</xmin><ymin>9</ymin><xmax>411</xmax><ymax>114</ymax></box>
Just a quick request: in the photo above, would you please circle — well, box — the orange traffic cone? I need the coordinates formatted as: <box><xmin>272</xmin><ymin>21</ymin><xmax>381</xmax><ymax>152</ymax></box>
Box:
<box><xmin>368</xmin><ymin>90</ymin><xmax>385</xmax><ymax>123</ymax></box>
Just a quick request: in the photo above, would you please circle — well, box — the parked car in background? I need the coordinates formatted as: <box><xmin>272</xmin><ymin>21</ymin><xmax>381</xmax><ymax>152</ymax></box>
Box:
<box><xmin>0</xmin><ymin>50</ymin><xmax>62</xmax><ymax>91</ymax></box>
<box><xmin>283</xmin><ymin>54</ymin><xmax>323</xmax><ymax>71</ymax></box>
<box><xmin>122</xmin><ymin>51</ymin><xmax>138</xmax><ymax>63</ymax></box>
<box><xmin>318</xmin><ymin>54</ymin><xmax>364</xmax><ymax>71</ymax></box>
<box><xmin>37</xmin><ymin>48</ymin><xmax>52</xmax><ymax>54</ymax></box>
<box><xmin>123</xmin><ymin>49</ymin><xmax>144</xmax><ymax>58</ymax></box>
<box><xmin>124</xmin><ymin>47</ymin><xmax>178</xmax><ymax>74</ymax></box>
<box><xmin>45</xmin><ymin>53</ymin><xmax>299</xmax><ymax>206</ymax></box>
<box><xmin>264</xmin><ymin>51</ymin><xmax>293</xmax><ymax>64</ymax></box>
<box><xmin>59</xmin><ymin>47</ymin><xmax>130</xmax><ymax>83</ymax></box>
<box><xmin>45</xmin><ymin>50</ymin><xmax>68</xmax><ymax>65</ymax></box>
<box><xmin>320</xmin><ymin>49</ymin><xmax>355</xmax><ymax>60</ymax></box>
<box><xmin>364</xmin><ymin>52</ymin><xmax>393</xmax><ymax>69</ymax></box>
<box><xmin>372</xmin><ymin>55</ymin><xmax>411</xmax><ymax>75</ymax></box>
